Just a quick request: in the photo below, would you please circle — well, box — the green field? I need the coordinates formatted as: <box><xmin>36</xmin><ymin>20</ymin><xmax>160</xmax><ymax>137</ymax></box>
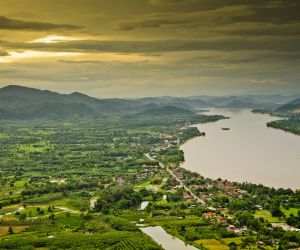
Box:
<box><xmin>0</xmin><ymin>113</ymin><xmax>299</xmax><ymax>249</ymax></box>
<box><xmin>281</xmin><ymin>207</ymin><xmax>300</xmax><ymax>217</ymax></box>
<box><xmin>254</xmin><ymin>210</ymin><xmax>281</xmax><ymax>223</ymax></box>
<box><xmin>194</xmin><ymin>239</ymin><xmax>229</xmax><ymax>250</ymax></box>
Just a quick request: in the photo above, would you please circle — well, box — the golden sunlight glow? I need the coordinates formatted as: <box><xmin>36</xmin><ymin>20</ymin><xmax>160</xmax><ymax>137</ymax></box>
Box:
<box><xmin>78</xmin><ymin>52</ymin><xmax>160</xmax><ymax>62</ymax></box>
<box><xmin>0</xmin><ymin>50</ymin><xmax>80</xmax><ymax>63</ymax></box>
<box><xmin>29</xmin><ymin>35</ymin><xmax>80</xmax><ymax>44</ymax></box>
<box><xmin>0</xmin><ymin>50</ymin><xmax>158</xmax><ymax>63</ymax></box>
<box><xmin>9</xmin><ymin>50</ymin><xmax>79</xmax><ymax>59</ymax></box>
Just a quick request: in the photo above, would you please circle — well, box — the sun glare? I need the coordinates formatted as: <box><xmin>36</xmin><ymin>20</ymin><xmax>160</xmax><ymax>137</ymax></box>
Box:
<box><xmin>6</xmin><ymin>50</ymin><xmax>80</xmax><ymax>61</ymax></box>
<box><xmin>29</xmin><ymin>35</ymin><xmax>80</xmax><ymax>44</ymax></box>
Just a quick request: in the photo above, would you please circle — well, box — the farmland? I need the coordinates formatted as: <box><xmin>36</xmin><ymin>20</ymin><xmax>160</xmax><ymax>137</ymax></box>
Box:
<box><xmin>0</xmin><ymin>113</ymin><xmax>299</xmax><ymax>249</ymax></box>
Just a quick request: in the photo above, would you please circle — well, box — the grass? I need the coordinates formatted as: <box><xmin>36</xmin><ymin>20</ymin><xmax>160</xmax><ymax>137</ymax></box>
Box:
<box><xmin>0</xmin><ymin>204</ymin><xmax>19</xmax><ymax>210</ymax></box>
<box><xmin>119</xmin><ymin>209</ymin><xmax>148</xmax><ymax>221</ymax></box>
<box><xmin>48</xmin><ymin>196</ymin><xmax>89</xmax><ymax>211</ymax></box>
<box><xmin>14</xmin><ymin>179</ymin><xmax>27</xmax><ymax>187</ymax></box>
<box><xmin>155</xmin><ymin>200</ymin><xmax>168</xmax><ymax>205</ymax></box>
<box><xmin>222</xmin><ymin>237</ymin><xmax>247</xmax><ymax>245</ymax></box>
<box><xmin>281</xmin><ymin>207</ymin><xmax>300</xmax><ymax>217</ymax></box>
<box><xmin>0</xmin><ymin>133</ymin><xmax>8</xmax><ymax>139</ymax></box>
<box><xmin>137</xmin><ymin>181</ymin><xmax>151</xmax><ymax>187</ymax></box>
<box><xmin>16</xmin><ymin>206</ymin><xmax>61</xmax><ymax>218</ymax></box>
<box><xmin>194</xmin><ymin>239</ymin><xmax>229</xmax><ymax>250</ymax></box>
<box><xmin>0</xmin><ymin>226</ymin><xmax>28</xmax><ymax>236</ymax></box>
<box><xmin>17</xmin><ymin>142</ymin><xmax>48</xmax><ymax>153</ymax></box>
<box><xmin>24</xmin><ymin>193</ymin><xmax>65</xmax><ymax>205</ymax></box>
<box><xmin>254</xmin><ymin>210</ymin><xmax>281</xmax><ymax>223</ymax></box>
<box><xmin>46</xmin><ymin>198</ymin><xmax>74</xmax><ymax>208</ymax></box>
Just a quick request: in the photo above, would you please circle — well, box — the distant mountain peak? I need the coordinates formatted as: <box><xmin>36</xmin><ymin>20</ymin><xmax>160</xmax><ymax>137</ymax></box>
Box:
<box><xmin>70</xmin><ymin>91</ymin><xmax>86</xmax><ymax>96</ymax></box>
<box><xmin>1</xmin><ymin>84</ymin><xmax>41</xmax><ymax>91</ymax></box>
<box><xmin>138</xmin><ymin>105</ymin><xmax>194</xmax><ymax>116</ymax></box>
<box><xmin>0</xmin><ymin>84</ymin><xmax>56</xmax><ymax>95</ymax></box>
<box><xmin>276</xmin><ymin>97</ymin><xmax>300</xmax><ymax>112</ymax></box>
<box><xmin>1</xmin><ymin>84</ymin><xmax>31</xmax><ymax>92</ymax></box>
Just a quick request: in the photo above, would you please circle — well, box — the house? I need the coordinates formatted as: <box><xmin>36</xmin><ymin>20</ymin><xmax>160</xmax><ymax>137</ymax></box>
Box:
<box><xmin>183</xmin><ymin>194</ymin><xmax>194</xmax><ymax>201</ymax></box>
<box><xmin>227</xmin><ymin>225</ymin><xmax>245</xmax><ymax>235</ymax></box>
<box><xmin>255</xmin><ymin>205</ymin><xmax>263</xmax><ymax>210</ymax></box>
<box><xmin>207</xmin><ymin>206</ymin><xmax>217</xmax><ymax>212</ymax></box>
<box><xmin>146</xmin><ymin>186</ymin><xmax>159</xmax><ymax>192</ymax></box>
<box><xmin>169</xmin><ymin>163</ymin><xmax>177</xmax><ymax>168</ymax></box>
<box><xmin>203</xmin><ymin>212</ymin><xmax>216</xmax><ymax>219</ymax></box>
<box><xmin>218</xmin><ymin>218</ymin><xmax>228</xmax><ymax>224</ymax></box>
<box><xmin>227</xmin><ymin>225</ymin><xmax>237</xmax><ymax>231</ymax></box>
<box><xmin>116</xmin><ymin>178</ymin><xmax>125</xmax><ymax>185</ymax></box>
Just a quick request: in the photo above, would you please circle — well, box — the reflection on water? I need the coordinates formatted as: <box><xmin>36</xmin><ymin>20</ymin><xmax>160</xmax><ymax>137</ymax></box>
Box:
<box><xmin>181</xmin><ymin>108</ymin><xmax>300</xmax><ymax>189</ymax></box>
<box><xmin>140</xmin><ymin>226</ymin><xmax>198</xmax><ymax>250</ymax></box>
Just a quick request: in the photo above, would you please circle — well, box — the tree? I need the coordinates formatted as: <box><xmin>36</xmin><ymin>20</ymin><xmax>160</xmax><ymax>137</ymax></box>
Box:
<box><xmin>270</xmin><ymin>204</ymin><xmax>283</xmax><ymax>217</ymax></box>
<box><xmin>19</xmin><ymin>213</ymin><xmax>27</xmax><ymax>221</ymax></box>
<box><xmin>229</xmin><ymin>242</ymin><xmax>238</xmax><ymax>250</ymax></box>
<box><xmin>49</xmin><ymin>214</ymin><xmax>55</xmax><ymax>221</ymax></box>
<box><xmin>8</xmin><ymin>226</ymin><xmax>13</xmax><ymax>234</ymax></box>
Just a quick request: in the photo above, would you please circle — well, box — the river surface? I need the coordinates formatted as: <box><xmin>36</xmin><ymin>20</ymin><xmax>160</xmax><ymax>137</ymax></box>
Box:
<box><xmin>140</xmin><ymin>226</ymin><xmax>198</xmax><ymax>250</ymax></box>
<box><xmin>180</xmin><ymin>108</ymin><xmax>300</xmax><ymax>189</ymax></box>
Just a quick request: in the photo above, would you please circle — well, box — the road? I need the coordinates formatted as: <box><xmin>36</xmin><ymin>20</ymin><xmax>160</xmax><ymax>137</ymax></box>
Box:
<box><xmin>145</xmin><ymin>153</ymin><xmax>205</xmax><ymax>204</ymax></box>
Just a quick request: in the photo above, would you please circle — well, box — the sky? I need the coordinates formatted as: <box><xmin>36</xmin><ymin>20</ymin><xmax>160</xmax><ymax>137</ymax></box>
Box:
<box><xmin>0</xmin><ymin>0</ymin><xmax>299</xmax><ymax>97</ymax></box>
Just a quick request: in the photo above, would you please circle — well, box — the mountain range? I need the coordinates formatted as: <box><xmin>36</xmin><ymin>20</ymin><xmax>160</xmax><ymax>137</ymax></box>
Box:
<box><xmin>275</xmin><ymin>98</ymin><xmax>300</xmax><ymax>112</ymax></box>
<box><xmin>0</xmin><ymin>85</ymin><xmax>299</xmax><ymax>119</ymax></box>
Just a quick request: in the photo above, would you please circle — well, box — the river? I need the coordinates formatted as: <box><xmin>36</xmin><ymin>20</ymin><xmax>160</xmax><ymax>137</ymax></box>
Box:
<box><xmin>180</xmin><ymin>108</ymin><xmax>300</xmax><ymax>189</ymax></box>
<box><xmin>140</xmin><ymin>226</ymin><xmax>198</xmax><ymax>250</ymax></box>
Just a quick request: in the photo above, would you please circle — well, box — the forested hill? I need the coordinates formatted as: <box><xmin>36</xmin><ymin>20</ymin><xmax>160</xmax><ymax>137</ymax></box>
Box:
<box><xmin>1</xmin><ymin>85</ymin><xmax>300</xmax><ymax>120</ymax></box>
<box><xmin>137</xmin><ymin>106</ymin><xmax>194</xmax><ymax>116</ymax></box>
<box><xmin>0</xmin><ymin>85</ymin><xmax>134</xmax><ymax>118</ymax></box>
<box><xmin>276</xmin><ymin>98</ymin><xmax>300</xmax><ymax>112</ymax></box>
<box><xmin>0</xmin><ymin>85</ymin><xmax>200</xmax><ymax>119</ymax></box>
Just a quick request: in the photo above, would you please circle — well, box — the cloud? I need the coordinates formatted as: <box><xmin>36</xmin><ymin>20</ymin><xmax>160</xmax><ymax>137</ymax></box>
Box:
<box><xmin>118</xmin><ymin>1</ymin><xmax>300</xmax><ymax>33</ymax></box>
<box><xmin>117</xmin><ymin>5</ymin><xmax>255</xmax><ymax>31</ymax></box>
<box><xmin>0</xmin><ymin>47</ymin><xmax>298</xmax><ymax>97</ymax></box>
<box><xmin>1</xmin><ymin>35</ymin><xmax>300</xmax><ymax>54</ymax></box>
<box><xmin>0</xmin><ymin>0</ymin><xmax>299</xmax><ymax>96</ymax></box>
<box><xmin>149</xmin><ymin>0</ymin><xmax>194</xmax><ymax>5</ymax></box>
<box><xmin>0</xmin><ymin>50</ymin><xmax>9</xmax><ymax>56</ymax></box>
<box><xmin>0</xmin><ymin>16</ymin><xmax>82</xmax><ymax>31</ymax></box>
<box><xmin>249</xmin><ymin>79</ymin><xmax>285</xmax><ymax>85</ymax></box>
<box><xmin>218</xmin><ymin>22</ymin><xmax>300</xmax><ymax>36</ymax></box>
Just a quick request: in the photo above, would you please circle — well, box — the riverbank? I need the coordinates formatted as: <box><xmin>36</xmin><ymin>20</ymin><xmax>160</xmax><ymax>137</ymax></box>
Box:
<box><xmin>267</xmin><ymin>119</ymin><xmax>300</xmax><ymax>135</ymax></box>
<box><xmin>252</xmin><ymin>109</ymin><xmax>300</xmax><ymax>135</ymax></box>
<box><xmin>180</xmin><ymin>108</ymin><xmax>300</xmax><ymax>189</ymax></box>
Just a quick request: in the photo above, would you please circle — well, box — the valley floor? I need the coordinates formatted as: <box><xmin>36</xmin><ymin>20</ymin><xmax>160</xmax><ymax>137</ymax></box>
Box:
<box><xmin>0</xmin><ymin>114</ymin><xmax>299</xmax><ymax>249</ymax></box>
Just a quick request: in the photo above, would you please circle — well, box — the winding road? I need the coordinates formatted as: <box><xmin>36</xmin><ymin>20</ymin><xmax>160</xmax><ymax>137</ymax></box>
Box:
<box><xmin>145</xmin><ymin>153</ymin><xmax>205</xmax><ymax>204</ymax></box>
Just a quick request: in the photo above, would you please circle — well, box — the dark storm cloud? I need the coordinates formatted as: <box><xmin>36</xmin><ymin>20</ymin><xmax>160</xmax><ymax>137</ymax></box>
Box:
<box><xmin>0</xmin><ymin>16</ymin><xmax>82</xmax><ymax>31</ymax></box>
